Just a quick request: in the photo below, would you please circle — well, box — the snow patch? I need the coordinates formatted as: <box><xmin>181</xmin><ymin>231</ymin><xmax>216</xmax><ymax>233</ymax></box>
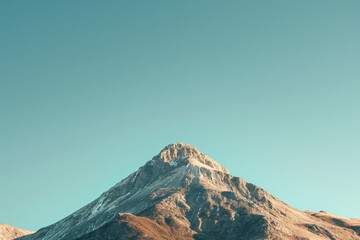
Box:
<box><xmin>168</xmin><ymin>161</ymin><xmax>178</xmax><ymax>167</ymax></box>
<box><xmin>90</xmin><ymin>195</ymin><xmax>105</xmax><ymax>218</ymax></box>
<box><xmin>131</xmin><ymin>170</ymin><xmax>140</xmax><ymax>183</ymax></box>
<box><xmin>167</xmin><ymin>155</ymin><xmax>188</xmax><ymax>167</ymax></box>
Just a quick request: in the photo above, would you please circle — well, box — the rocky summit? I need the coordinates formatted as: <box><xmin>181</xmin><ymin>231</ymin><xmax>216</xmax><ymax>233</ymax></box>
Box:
<box><xmin>17</xmin><ymin>143</ymin><xmax>360</xmax><ymax>240</ymax></box>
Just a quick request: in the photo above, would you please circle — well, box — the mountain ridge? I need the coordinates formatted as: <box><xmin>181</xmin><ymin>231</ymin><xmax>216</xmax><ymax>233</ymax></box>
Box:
<box><xmin>0</xmin><ymin>224</ymin><xmax>34</xmax><ymax>240</ymax></box>
<box><xmin>17</xmin><ymin>143</ymin><xmax>360</xmax><ymax>240</ymax></box>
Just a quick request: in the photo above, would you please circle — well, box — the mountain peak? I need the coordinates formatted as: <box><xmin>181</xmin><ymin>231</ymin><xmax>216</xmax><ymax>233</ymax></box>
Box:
<box><xmin>152</xmin><ymin>142</ymin><xmax>229</xmax><ymax>174</ymax></box>
<box><xmin>157</xmin><ymin>142</ymin><xmax>200</xmax><ymax>162</ymax></box>
<box><xmin>17</xmin><ymin>143</ymin><xmax>360</xmax><ymax>240</ymax></box>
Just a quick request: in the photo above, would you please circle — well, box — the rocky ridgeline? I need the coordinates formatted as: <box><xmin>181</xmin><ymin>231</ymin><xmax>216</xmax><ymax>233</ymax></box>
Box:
<box><xmin>0</xmin><ymin>224</ymin><xmax>34</xmax><ymax>240</ymax></box>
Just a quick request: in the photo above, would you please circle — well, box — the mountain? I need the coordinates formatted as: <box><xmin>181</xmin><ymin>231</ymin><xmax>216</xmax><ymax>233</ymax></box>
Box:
<box><xmin>0</xmin><ymin>224</ymin><xmax>34</xmax><ymax>240</ymax></box>
<box><xmin>17</xmin><ymin>143</ymin><xmax>360</xmax><ymax>240</ymax></box>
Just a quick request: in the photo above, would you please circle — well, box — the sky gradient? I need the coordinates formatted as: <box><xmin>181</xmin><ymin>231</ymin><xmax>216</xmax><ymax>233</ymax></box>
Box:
<box><xmin>1</xmin><ymin>0</ymin><xmax>360</xmax><ymax>231</ymax></box>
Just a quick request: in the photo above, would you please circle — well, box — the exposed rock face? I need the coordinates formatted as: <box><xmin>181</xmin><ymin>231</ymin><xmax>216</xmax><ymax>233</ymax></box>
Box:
<box><xmin>0</xmin><ymin>224</ymin><xmax>34</xmax><ymax>240</ymax></box>
<box><xmin>17</xmin><ymin>143</ymin><xmax>360</xmax><ymax>240</ymax></box>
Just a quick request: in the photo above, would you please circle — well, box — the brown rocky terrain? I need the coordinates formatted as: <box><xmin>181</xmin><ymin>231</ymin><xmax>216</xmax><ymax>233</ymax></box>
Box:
<box><xmin>0</xmin><ymin>224</ymin><xmax>34</xmax><ymax>240</ymax></box>
<box><xmin>17</xmin><ymin>143</ymin><xmax>360</xmax><ymax>239</ymax></box>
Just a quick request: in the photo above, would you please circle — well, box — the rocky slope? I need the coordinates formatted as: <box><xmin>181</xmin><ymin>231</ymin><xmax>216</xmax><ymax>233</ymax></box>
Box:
<box><xmin>17</xmin><ymin>143</ymin><xmax>360</xmax><ymax>240</ymax></box>
<box><xmin>0</xmin><ymin>224</ymin><xmax>34</xmax><ymax>240</ymax></box>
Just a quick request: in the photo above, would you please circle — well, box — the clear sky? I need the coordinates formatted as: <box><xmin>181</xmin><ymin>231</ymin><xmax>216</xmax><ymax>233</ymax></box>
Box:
<box><xmin>1</xmin><ymin>0</ymin><xmax>359</xmax><ymax>231</ymax></box>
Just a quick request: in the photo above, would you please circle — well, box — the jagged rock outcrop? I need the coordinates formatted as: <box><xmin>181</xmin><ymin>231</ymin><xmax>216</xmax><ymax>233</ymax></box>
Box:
<box><xmin>0</xmin><ymin>224</ymin><xmax>34</xmax><ymax>240</ymax></box>
<box><xmin>17</xmin><ymin>143</ymin><xmax>360</xmax><ymax>240</ymax></box>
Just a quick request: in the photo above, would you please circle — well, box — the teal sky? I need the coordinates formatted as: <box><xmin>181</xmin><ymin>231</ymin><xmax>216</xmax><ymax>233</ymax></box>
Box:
<box><xmin>1</xmin><ymin>1</ymin><xmax>360</xmax><ymax>231</ymax></box>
